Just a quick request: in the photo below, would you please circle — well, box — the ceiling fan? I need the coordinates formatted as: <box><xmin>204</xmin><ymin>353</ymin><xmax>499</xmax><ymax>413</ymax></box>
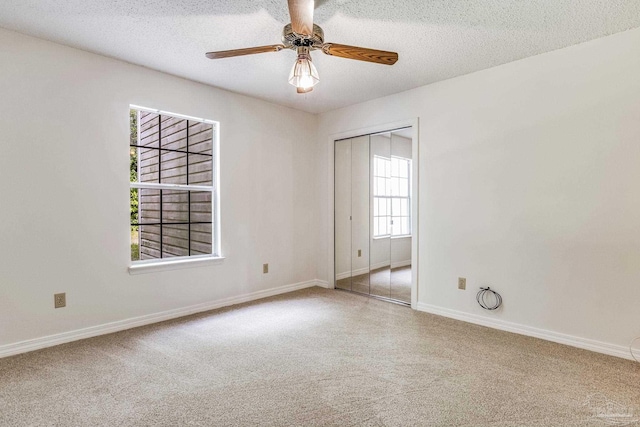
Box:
<box><xmin>205</xmin><ymin>0</ymin><xmax>399</xmax><ymax>94</ymax></box>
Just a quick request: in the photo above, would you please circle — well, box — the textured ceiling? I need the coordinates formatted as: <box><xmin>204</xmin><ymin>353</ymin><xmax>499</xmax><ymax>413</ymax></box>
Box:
<box><xmin>1</xmin><ymin>1</ymin><xmax>640</xmax><ymax>113</ymax></box>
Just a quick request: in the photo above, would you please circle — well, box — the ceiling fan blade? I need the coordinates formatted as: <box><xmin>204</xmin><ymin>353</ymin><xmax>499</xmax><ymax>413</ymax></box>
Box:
<box><xmin>288</xmin><ymin>0</ymin><xmax>314</xmax><ymax>36</ymax></box>
<box><xmin>321</xmin><ymin>43</ymin><xmax>398</xmax><ymax>65</ymax></box>
<box><xmin>297</xmin><ymin>86</ymin><xmax>313</xmax><ymax>94</ymax></box>
<box><xmin>205</xmin><ymin>45</ymin><xmax>285</xmax><ymax>59</ymax></box>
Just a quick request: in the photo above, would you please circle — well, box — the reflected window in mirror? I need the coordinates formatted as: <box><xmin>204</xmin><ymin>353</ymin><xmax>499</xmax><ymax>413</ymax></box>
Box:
<box><xmin>373</xmin><ymin>155</ymin><xmax>411</xmax><ymax>238</ymax></box>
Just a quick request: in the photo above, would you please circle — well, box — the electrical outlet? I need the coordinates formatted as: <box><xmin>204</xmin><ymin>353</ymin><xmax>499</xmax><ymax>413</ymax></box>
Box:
<box><xmin>263</xmin><ymin>263</ymin><xmax>269</xmax><ymax>274</ymax></box>
<box><xmin>458</xmin><ymin>278</ymin><xmax>466</xmax><ymax>290</ymax></box>
<box><xmin>54</xmin><ymin>293</ymin><xmax>66</xmax><ymax>308</ymax></box>
<box><xmin>358</xmin><ymin>249</ymin><xmax>361</xmax><ymax>257</ymax></box>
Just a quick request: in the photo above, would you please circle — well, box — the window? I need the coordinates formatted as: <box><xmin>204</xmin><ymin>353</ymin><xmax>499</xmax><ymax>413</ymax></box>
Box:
<box><xmin>373</xmin><ymin>155</ymin><xmax>411</xmax><ymax>238</ymax></box>
<box><xmin>130</xmin><ymin>106</ymin><xmax>220</xmax><ymax>263</ymax></box>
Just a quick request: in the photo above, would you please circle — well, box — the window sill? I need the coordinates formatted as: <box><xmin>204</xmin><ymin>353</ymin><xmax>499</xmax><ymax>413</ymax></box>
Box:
<box><xmin>392</xmin><ymin>235</ymin><xmax>412</xmax><ymax>240</ymax></box>
<box><xmin>128</xmin><ymin>256</ymin><xmax>225</xmax><ymax>275</ymax></box>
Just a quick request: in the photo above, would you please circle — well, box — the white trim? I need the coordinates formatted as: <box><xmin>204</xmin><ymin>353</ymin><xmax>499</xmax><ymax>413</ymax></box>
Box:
<box><xmin>129</xmin><ymin>104</ymin><xmax>222</xmax><ymax>262</ymax></box>
<box><xmin>130</xmin><ymin>182</ymin><xmax>214</xmax><ymax>192</ymax></box>
<box><xmin>129</xmin><ymin>256</ymin><xmax>225</xmax><ymax>275</ymax></box>
<box><xmin>335</xmin><ymin>272</ymin><xmax>350</xmax><ymax>280</ymax></box>
<box><xmin>336</xmin><ymin>266</ymin><xmax>370</xmax><ymax>280</ymax></box>
<box><xmin>329</xmin><ymin>120</ymin><xmax>416</xmax><ymax>142</ymax></box>
<box><xmin>314</xmin><ymin>280</ymin><xmax>331</xmax><ymax>289</ymax></box>
<box><xmin>0</xmin><ymin>280</ymin><xmax>324</xmax><ymax>359</ymax></box>
<box><xmin>416</xmin><ymin>303</ymin><xmax>633</xmax><ymax>361</ymax></box>
<box><xmin>327</xmin><ymin>133</ymin><xmax>335</xmax><ymax>289</ymax></box>
<box><xmin>372</xmin><ymin>154</ymin><xmax>412</xmax><ymax>238</ymax></box>
<box><xmin>129</xmin><ymin>104</ymin><xmax>217</xmax><ymax>125</ymax></box>
<box><xmin>372</xmin><ymin>234</ymin><xmax>412</xmax><ymax>240</ymax></box>
<box><xmin>369</xmin><ymin>260</ymin><xmax>412</xmax><ymax>270</ymax></box>
<box><xmin>370</xmin><ymin>261</ymin><xmax>390</xmax><ymax>271</ymax></box>
<box><xmin>213</xmin><ymin>121</ymin><xmax>221</xmax><ymax>257</ymax></box>
<box><xmin>391</xmin><ymin>260</ymin><xmax>411</xmax><ymax>269</ymax></box>
<box><xmin>409</xmin><ymin>123</ymin><xmax>419</xmax><ymax>309</ymax></box>
<box><xmin>135</xmin><ymin>109</ymin><xmax>141</xmax><ymax>250</ymax></box>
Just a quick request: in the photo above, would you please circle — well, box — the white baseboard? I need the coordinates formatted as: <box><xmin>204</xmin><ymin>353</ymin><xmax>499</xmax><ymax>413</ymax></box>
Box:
<box><xmin>336</xmin><ymin>266</ymin><xmax>370</xmax><ymax>280</ymax></box>
<box><xmin>391</xmin><ymin>260</ymin><xmax>411</xmax><ymax>269</ymax></box>
<box><xmin>335</xmin><ymin>272</ymin><xmax>348</xmax><ymax>280</ymax></box>
<box><xmin>314</xmin><ymin>280</ymin><xmax>331</xmax><ymax>289</ymax></box>
<box><xmin>416</xmin><ymin>303</ymin><xmax>632</xmax><ymax>361</ymax></box>
<box><xmin>336</xmin><ymin>261</ymin><xmax>411</xmax><ymax>280</ymax></box>
<box><xmin>6</xmin><ymin>285</ymin><xmax>628</xmax><ymax>361</ymax></box>
<box><xmin>369</xmin><ymin>261</ymin><xmax>390</xmax><ymax>271</ymax></box>
<box><xmin>372</xmin><ymin>260</ymin><xmax>412</xmax><ymax>270</ymax></box>
<box><xmin>0</xmin><ymin>279</ymin><xmax>324</xmax><ymax>359</ymax></box>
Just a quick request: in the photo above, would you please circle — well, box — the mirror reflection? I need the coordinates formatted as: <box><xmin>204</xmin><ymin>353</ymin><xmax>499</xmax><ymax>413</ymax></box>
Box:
<box><xmin>369</xmin><ymin>134</ymin><xmax>391</xmax><ymax>299</ymax></box>
<box><xmin>334</xmin><ymin>139</ymin><xmax>352</xmax><ymax>291</ymax></box>
<box><xmin>334</xmin><ymin>128</ymin><xmax>413</xmax><ymax>304</ymax></box>
<box><xmin>350</xmin><ymin>136</ymin><xmax>371</xmax><ymax>295</ymax></box>
<box><xmin>389</xmin><ymin>130</ymin><xmax>413</xmax><ymax>303</ymax></box>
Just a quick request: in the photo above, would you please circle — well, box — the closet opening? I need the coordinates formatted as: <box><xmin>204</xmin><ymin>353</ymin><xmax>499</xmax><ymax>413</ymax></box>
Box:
<box><xmin>334</xmin><ymin>126</ymin><xmax>416</xmax><ymax>306</ymax></box>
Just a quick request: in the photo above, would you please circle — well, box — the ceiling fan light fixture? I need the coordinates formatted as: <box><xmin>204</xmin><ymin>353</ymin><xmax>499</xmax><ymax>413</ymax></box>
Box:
<box><xmin>288</xmin><ymin>48</ymin><xmax>319</xmax><ymax>90</ymax></box>
<box><xmin>205</xmin><ymin>0</ymin><xmax>399</xmax><ymax>95</ymax></box>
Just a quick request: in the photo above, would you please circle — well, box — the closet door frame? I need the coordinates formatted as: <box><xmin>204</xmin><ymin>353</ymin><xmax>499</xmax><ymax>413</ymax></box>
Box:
<box><xmin>328</xmin><ymin>118</ymin><xmax>420</xmax><ymax>309</ymax></box>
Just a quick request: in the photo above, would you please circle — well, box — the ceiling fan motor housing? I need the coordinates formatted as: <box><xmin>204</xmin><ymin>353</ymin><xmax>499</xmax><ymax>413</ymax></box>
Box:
<box><xmin>282</xmin><ymin>23</ymin><xmax>324</xmax><ymax>49</ymax></box>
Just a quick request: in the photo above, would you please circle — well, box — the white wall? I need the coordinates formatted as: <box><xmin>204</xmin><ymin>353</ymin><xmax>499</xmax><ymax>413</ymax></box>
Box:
<box><xmin>2</xmin><ymin>23</ymin><xmax>640</xmax><ymax>359</ymax></box>
<box><xmin>317</xmin><ymin>27</ymin><xmax>640</xmax><ymax>351</ymax></box>
<box><xmin>0</xmin><ymin>28</ymin><xmax>318</xmax><ymax>349</ymax></box>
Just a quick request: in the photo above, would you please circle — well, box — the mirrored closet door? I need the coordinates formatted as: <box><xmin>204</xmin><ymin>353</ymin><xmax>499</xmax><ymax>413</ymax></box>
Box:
<box><xmin>335</xmin><ymin>135</ymin><xmax>371</xmax><ymax>295</ymax></box>
<box><xmin>334</xmin><ymin>128</ymin><xmax>413</xmax><ymax>305</ymax></box>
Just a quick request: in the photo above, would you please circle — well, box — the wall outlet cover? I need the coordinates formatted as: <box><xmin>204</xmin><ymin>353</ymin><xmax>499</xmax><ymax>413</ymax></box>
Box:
<box><xmin>54</xmin><ymin>293</ymin><xmax>66</xmax><ymax>308</ymax></box>
<box><xmin>263</xmin><ymin>263</ymin><xmax>269</xmax><ymax>274</ymax></box>
<box><xmin>458</xmin><ymin>278</ymin><xmax>466</xmax><ymax>290</ymax></box>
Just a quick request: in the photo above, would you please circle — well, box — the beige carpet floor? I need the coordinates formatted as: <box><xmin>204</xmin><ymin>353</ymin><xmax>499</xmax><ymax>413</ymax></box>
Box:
<box><xmin>1</xmin><ymin>287</ymin><xmax>639</xmax><ymax>426</ymax></box>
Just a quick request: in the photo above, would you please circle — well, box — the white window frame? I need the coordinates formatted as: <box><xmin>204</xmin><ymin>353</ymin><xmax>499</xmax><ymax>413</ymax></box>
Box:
<box><xmin>373</xmin><ymin>155</ymin><xmax>412</xmax><ymax>238</ymax></box>
<box><xmin>128</xmin><ymin>105</ymin><xmax>223</xmax><ymax>274</ymax></box>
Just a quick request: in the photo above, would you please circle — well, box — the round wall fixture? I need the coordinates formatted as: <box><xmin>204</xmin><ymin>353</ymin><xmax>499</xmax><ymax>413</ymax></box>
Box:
<box><xmin>476</xmin><ymin>287</ymin><xmax>502</xmax><ymax>310</ymax></box>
